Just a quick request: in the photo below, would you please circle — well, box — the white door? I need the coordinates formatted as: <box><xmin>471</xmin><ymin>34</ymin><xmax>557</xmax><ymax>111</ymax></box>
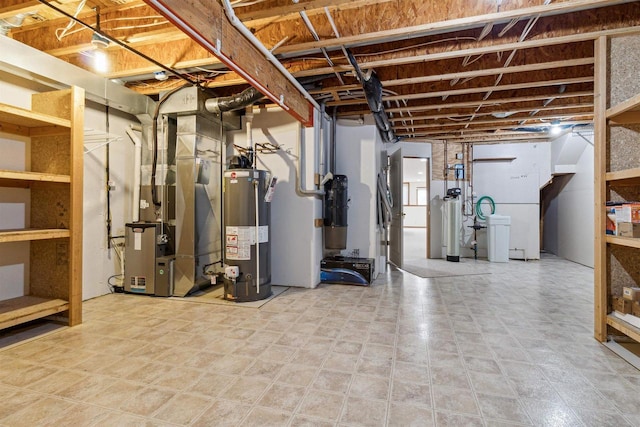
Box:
<box><xmin>389</xmin><ymin>149</ymin><xmax>403</xmax><ymax>267</ymax></box>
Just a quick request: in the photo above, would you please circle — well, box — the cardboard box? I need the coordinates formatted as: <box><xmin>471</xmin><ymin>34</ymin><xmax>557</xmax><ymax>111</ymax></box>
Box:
<box><xmin>617</xmin><ymin>222</ymin><xmax>640</xmax><ymax>238</ymax></box>
<box><xmin>616</xmin><ymin>204</ymin><xmax>640</xmax><ymax>224</ymax></box>
<box><xmin>613</xmin><ymin>296</ymin><xmax>633</xmax><ymax>314</ymax></box>
<box><xmin>623</xmin><ymin>287</ymin><xmax>640</xmax><ymax>301</ymax></box>
<box><xmin>606</xmin><ymin>206</ymin><xmax>618</xmax><ymax>235</ymax></box>
<box><xmin>633</xmin><ymin>301</ymin><xmax>640</xmax><ymax>317</ymax></box>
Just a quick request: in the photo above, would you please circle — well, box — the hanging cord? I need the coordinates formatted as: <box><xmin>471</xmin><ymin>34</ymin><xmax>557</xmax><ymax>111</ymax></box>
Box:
<box><xmin>105</xmin><ymin>104</ymin><xmax>112</xmax><ymax>249</ymax></box>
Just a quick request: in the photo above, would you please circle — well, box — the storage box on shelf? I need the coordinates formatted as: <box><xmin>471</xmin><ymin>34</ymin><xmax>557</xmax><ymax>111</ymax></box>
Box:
<box><xmin>0</xmin><ymin>87</ymin><xmax>83</xmax><ymax>330</ymax></box>
<box><xmin>595</xmin><ymin>32</ymin><xmax>640</xmax><ymax>346</ymax></box>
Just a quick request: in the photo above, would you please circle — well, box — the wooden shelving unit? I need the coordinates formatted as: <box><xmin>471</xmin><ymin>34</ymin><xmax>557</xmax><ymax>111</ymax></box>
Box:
<box><xmin>0</xmin><ymin>87</ymin><xmax>84</xmax><ymax>329</ymax></box>
<box><xmin>607</xmin><ymin>314</ymin><xmax>640</xmax><ymax>343</ymax></box>
<box><xmin>594</xmin><ymin>32</ymin><xmax>640</xmax><ymax>348</ymax></box>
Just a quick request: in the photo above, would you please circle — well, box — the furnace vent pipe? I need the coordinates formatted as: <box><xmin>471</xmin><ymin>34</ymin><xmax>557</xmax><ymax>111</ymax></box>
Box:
<box><xmin>125</xmin><ymin>126</ymin><xmax>142</xmax><ymax>222</ymax></box>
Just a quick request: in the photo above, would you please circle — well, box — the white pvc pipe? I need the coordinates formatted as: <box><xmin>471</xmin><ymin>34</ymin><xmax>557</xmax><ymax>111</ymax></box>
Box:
<box><xmin>125</xmin><ymin>126</ymin><xmax>142</xmax><ymax>222</ymax></box>
<box><xmin>254</xmin><ymin>178</ymin><xmax>260</xmax><ymax>294</ymax></box>
<box><xmin>297</xmin><ymin>123</ymin><xmax>324</xmax><ymax>197</ymax></box>
<box><xmin>246</xmin><ymin>108</ymin><xmax>260</xmax><ymax>294</ymax></box>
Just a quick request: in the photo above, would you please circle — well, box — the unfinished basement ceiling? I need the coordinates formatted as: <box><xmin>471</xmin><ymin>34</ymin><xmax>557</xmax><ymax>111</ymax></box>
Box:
<box><xmin>3</xmin><ymin>0</ymin><xmax>640</xmax><ymax>143</ymax></box>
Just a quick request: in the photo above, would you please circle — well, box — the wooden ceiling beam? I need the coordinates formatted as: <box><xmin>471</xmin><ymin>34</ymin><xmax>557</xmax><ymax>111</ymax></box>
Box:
<box><xmin>392</xmin><ymin>112</ymin><xmax>594</xmax><ymax>130</ymax></box>
<box><xmin>397</xmin><ymin>119</ymin><xmax>593</xmax><ymax>136</ymax></box>
<box><xmin>0</xmin><ymin>0</ymin><xmax>40</xmax><ymax>20</ymax></box>
<box><xmin>311</xmin><ymin>58</ymin><xmax>594</xmax><ymax>94</ymax></box>
<box><xmin>236</xmin><ymin>0</ymin><xmax>395</xmax><ymax>28</ymax></box>
<box><xmin>392</xmin><ymin>103</ymin><xmax>595</xmax><ymax>120</ymax></box>
<box><xmin>326</xmin><ymin>77</ymin><xmax>594</xmax><ymax>107</ymax></box>
<box><xmin>396</xmin><ymin>123</ymin><xmax>593</xmax><ymax>138</ymax></box>
<box><xmin>145</xmin><ymin>0</ymin><xmax>312</xmax><ymax>125</ymax></box>
<box><xmin>275</xmin><ymin>0</ymin><xmax>637</xmax><ymax>56</ymax></box>
<box><xmin>399</xmin><ymin>131</ymin><xmax>553</xmax><ymax>141</ymax></box>
<box><xmin>345</xmin><ymin>91</ymin><xmax>594</xmax><ymax>117</ymax></box>
<box><xmin>290</xmin><ymin>26</ymin><xmax>640</xmax><ymax>80</ymax></box>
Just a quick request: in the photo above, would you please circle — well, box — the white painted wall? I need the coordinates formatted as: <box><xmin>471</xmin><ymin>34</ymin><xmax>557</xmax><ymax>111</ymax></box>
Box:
<box><xmin>228</xmin><ymin>107</ymin><xmax>323</xmax><ymax>288</ymax></box>
<box><xmin>542</xmin><ymin>132</ymin><xmax>594</xmax><ymax>267</ymax></box>
<box><xmin>83</xmin><ymin>102</ymin><xmax>139</xmax><ymax>299</ymax></box>
<box><xmin>335</xmin><ymin>121</ymin><xmax>383</xmax><ymax>273</ymax></box>
<box><xmin>0</xmin><ymin>72</ymin><xmax>139</xmax><ymax>301</ymax></box>
<box><xmin>465</xmin><ymin>142</ymin><xmax>551</xmax><ymax>260</ymax></box>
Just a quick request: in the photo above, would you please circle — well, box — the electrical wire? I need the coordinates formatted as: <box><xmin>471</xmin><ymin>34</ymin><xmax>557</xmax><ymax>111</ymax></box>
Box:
<box><xmin>107</xmin><ymin>274</ymin><xmax>123</xmax><ymax>293</ymax></box>
<box><xmin>38</xmin><ymin>0</ymin><xmax>200</xmax><ymax>87</ymax></box>
<box><xmin>55</xmin><ymin>0</ymin><xmax>86</xmax><ymax>41</ymax></box>
<box><xmin>353</xmin><ymin>36</ymin><xmax>479</xmax><ymax>58</ymax></box>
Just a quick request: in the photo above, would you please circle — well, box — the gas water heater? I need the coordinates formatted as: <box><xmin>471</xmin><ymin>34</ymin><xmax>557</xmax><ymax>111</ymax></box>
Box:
<box><xmin>223</xmin><ymin>169</ymin><xmax>272</xmax><ymax>301</ymax></box>
<box><xmin>444</xmin><ymin>188</ymin><xmax>462</xmax><ymax>262</ymax></box>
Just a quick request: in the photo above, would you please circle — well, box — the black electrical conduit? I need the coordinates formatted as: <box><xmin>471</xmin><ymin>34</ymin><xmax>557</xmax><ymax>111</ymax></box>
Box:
<box><xmin>36</xmin><ymin>0</ymin><xmax>199</xmax><ymax>87</ymax></box>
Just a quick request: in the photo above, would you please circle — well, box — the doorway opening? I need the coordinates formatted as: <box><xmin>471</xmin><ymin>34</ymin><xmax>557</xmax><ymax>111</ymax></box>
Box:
<box><xmin>402</xmin><ymin>157</ymin><xmax>430</xmax><ymax>264</ymax></box>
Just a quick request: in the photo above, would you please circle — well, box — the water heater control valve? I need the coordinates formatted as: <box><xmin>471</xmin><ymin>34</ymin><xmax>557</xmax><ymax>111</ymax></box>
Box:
<box><xmin>225</xmin><ymin>266</ymin><xmax>240</xmax><ymax>279</ymax></box>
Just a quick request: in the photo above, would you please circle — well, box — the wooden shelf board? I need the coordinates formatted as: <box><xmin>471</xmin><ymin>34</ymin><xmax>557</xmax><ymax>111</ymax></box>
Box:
<box><xmin>606</xmin><ymin>168</ymin><xmax>640</xmax><ymax>185</ymax></box>
<box><xmin>605</xmin><ymin>235</ymin><xmax>640</xmax><ymax>249</ymax></box>
<box><xmin>472</xmin><ymin>157</ymin><xmax>516</xmax><ymax>162</ymax></box>
<box><xmin>607</xmin><ymin>313</ymin><xmax>640</xmax><ymax>343</ymax></box>
<box><xmin>607</xmin><ymin>92</ymin><xmax>640</xmax><ymax>124</ymax></box>
<box><xmin>0</xmin><ymin>103</ymin><xmax>70</xmax><ymax>130</ymax></box>
<box><xmin>0</xmin><ymin>296</ymin><xmax>69</xmax><ymax>330</ymax></box>
<box><xmin>0</xmin><ymin>229</ymin><xmax>70</xmax><ymax>243</ymax></box>
<box><xmin>0</xmin><ymin>170</ymin><xmax>70</xmax><ymax>188</ymax></box>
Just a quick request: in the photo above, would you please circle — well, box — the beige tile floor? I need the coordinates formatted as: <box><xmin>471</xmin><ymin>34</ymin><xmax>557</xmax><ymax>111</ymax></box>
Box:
<box><xmin>1</xmin><ymin>254</ymin><xmax>639</xmax><ymax>426</ymax></box>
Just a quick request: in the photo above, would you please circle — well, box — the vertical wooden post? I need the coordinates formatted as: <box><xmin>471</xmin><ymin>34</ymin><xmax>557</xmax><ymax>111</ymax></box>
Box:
<box><xmin>593</xmin><ymin>36</ymin><xmax>608</xmax><ymax>342</ymax></box>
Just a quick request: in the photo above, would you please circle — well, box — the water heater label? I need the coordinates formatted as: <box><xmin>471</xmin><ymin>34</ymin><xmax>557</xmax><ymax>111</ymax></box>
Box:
<box><xmin>225</xmin><ymin>226</ymin><xmax>250</xmax><ymax>260</ymax></box>
<box><xmin>225</xmin><ymin>226</ymin><xmax>269</xmax><ymax>260</ymax></box>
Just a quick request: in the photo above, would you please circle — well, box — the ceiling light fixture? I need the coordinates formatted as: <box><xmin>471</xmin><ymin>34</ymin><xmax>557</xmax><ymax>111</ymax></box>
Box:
<box><xmin>90</xmin><ymin>7</ymin><xmax>109</xmax><ymax>72</ymax></box>
<box><xmin>550</xmin><ymin>119</ymin><xmax>562</xmax><ymax>135</ymax></box>
<box><xmin>93</xmin><ymin>50</ymin><xmax>108</xmax><ymax>73</ymax></box>
<box><xmin>91</xmin><ymin>32</ymin><xmax>109</xmax><ymax>49</ymax></box>
<box><xmin>90</xmin><ymin>7</ymin><xmax>109</xmax><ymax>49</ymax></box>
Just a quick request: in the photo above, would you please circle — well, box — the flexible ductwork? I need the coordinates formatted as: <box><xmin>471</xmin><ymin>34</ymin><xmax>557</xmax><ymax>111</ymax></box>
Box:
<box><xmin>346</xmin><ymin>50</ymin><xmax>399</xmax><ymax>144</ymax></box>
<box><xmin>205</xmin><ymin>86</ymin><xmax>265</xmax><ymax>113</ymax></box>
<box><xmin>0</xmin><ymin>14</ymin><xmax>28</xmax><ymax>36</ymax></box>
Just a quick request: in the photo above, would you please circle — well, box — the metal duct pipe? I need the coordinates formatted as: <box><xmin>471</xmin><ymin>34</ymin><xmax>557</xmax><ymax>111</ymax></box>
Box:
<box><xmin>205</xmin><ymin>87</ymin><xmax>264</xmax><ymax>113</ymax></box>
<box><xmin>0</xmin><ymin>14</ymin><xmax>28</xmax><ymax>36</ymax></box>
